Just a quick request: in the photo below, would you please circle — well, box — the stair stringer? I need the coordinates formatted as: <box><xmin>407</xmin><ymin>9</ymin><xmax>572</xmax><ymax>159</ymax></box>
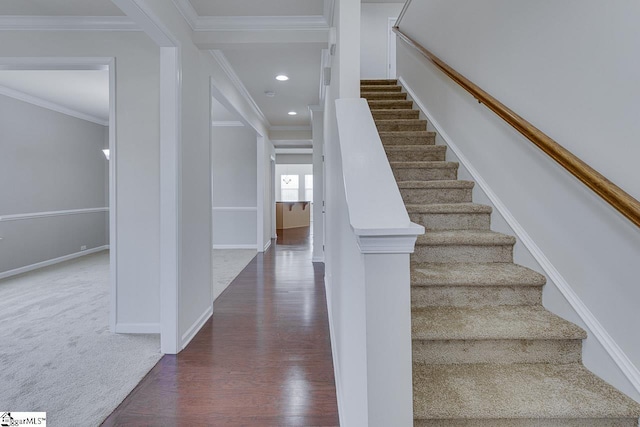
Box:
<box><xmin>399</xmin><ymin>75</ymin><xmax>640</xmax><ymax>403</ymax></box>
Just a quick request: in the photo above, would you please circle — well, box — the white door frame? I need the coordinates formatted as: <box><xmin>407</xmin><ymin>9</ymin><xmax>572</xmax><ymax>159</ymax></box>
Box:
<box><xmin>0</xmin><ymin>56</ymin><xmax>117</xmax><ymax>330</ymax></box>
<box><xmin>387</xmin><ymin>17</ymin><xmax>398</xmax><ymax>79</ymax></box>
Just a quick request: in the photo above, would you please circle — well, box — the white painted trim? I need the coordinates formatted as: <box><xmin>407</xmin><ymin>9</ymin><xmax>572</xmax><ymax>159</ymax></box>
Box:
<box><xmin>0</xmin><ymin>16</ymin><xmax>140</xmax><ymax>32</ymax></box>
<box><xmin>210</xmin><ymin>50</ymin><xmax>271</xmax><ymax>129</ymax></box>
<box><xmin>211</xmin><ymin>120</ymin><xmax>244</xmax><ymax>127</ymax></box>
<box><xmin>324</xmin><ymin>275</ymin><xmax>345</xmax><ymax>426</ymax></box>
<box><xmin>171</xmin><ymin>0</ymin><xmax>199</xmax><ymax>30</ymax></box>
<box><xmin>107</xmin><ymin>57</ymin><xmax>117</xmax><ymax>334</ymax></box>
<box><xmin>0</xmin><ymin>207</ymin><xmax>108</xmax><ymax>222</ymax></box>
<box><xmin>0</xmin><ymin>245</ymin><xmax>109</xmax><ymax>280</ymax></box>
<box><xmin>355</xmin><ymin>232</ymin><xmax>420</xmax><ymax>254</ymax></box>
<box><xmin>181</xmin><ymin>305</ymin><xmax>213</xmax><ymax>350</ymax></box>
<box><xmin>212</xmin><ymin>244</ymin><xmax>258</xmax><ymax>250</ymax></box>
<box><xmin>112</xmin><ymin>0</ymin><xmax>179</xmax><ymax>47</ymax></box>
<box><xmin>0</xmin><ymin>85</ymin><xmax>108</xmax><ymax>126</ymax></box>
<box><xmin>263</xmin><ymin>239</ymin><xmax>272</xmax><ymax>252</ymax></box>
<box><xmin>324</xmin><ymin>0</ymin><xmax>337</xmax><ymax>27</ymax></box>
<box><xmin>196</xmin><ymin>16</ymin><xmax>328</xmax><ymax>32</ymax></box>
<box><xmin>269</xmin><ymin>125</ymin><xmax>312</xmax><ymax>132</ymax></box>
<box><xmin>212</xmin><ymin>207</ymin><xmax>258</xmax><ymax>212</ymax></box>
<box><xmin>115</xmin><ymin>323</ymin><xmax>161</xmax><ymax>334</ymax></box>
<box><xmin>400</xmin><ymin>76</ymin><xmax>640</xmax><ymax>396</ymax></box>
<box><xmin>257</xmin><ymin>135</ymin><xmax>266</xmax><ymax>252</ymax></box>
<box><xmin>312</xmin><ymin>255</ymin><xmax>325</xmax><ymax>263</ymax></box>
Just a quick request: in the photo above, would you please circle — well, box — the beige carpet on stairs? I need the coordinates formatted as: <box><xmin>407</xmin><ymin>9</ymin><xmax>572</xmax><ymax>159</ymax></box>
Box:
<box><xmin>361</xmin><ymin>79</ymin><xmax>640</xmax><ymax>427</ymax></box>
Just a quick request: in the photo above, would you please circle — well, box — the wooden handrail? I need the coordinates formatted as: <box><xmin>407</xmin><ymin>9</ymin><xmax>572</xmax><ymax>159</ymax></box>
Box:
<box><xmin>393</xmin><ymin>27</ymin><xmax>640</xmax><ymax>228</ymax></box>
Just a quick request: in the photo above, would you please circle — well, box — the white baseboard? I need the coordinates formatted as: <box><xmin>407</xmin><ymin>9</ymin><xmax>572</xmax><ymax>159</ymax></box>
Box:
<box><xmin>115</xmin><ymin>322</ymin><xmax>160</xmax><ymax>334</ymax></box>
<box><xmin>181</xmin><ymin>305</ymin><xmax>213</xmax><ymax>350</ymax></box>
<box><xmin>263</xmin><ymin>239</ymin><xmax>272</xmax><ymax>252</ymax></box>
<box><xmin>212</xmin><ymin>244</ymin><xmax>257</xmax><ymax>250</ymax></box>
<box><xmin>324</xmin><ymin>275</ymin><xmax>345</xmax><ymax>426</ymax></box>
<box><xmin>312</xmin><ymin>255</ymin><xmax>325</xmax><ymax>263</ymax></box>
<box><xmin>399</xmin><ymin>76</ymin><xmax>640</xmax><ymax>396</ymax></box>
<box><xmin>0</xmin><ymin>245</ymin><xmax>110</xmax><ymax>280</ymax></box>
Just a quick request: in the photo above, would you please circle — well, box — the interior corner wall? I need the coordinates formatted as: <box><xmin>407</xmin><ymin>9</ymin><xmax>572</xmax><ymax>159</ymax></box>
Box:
<box><xmin>0</xmin><ymin>31</ymin><xmax>162</xmax><ymax>331</ymax></box>
<box><xmin>0</xmin><ymin>94</ymin><xmax>108</xmax><ymax>274</ymax></box>
<box><xmin>211</xmin><ymin>125</ymin><xmax>258</xmax><ymax>247</ymax></box>
<box><xmin>360</xmin><ymin>3</ymin><xmax>403</xmax><ymax>79</ymax></box>
<box><xmin>397</xmin><ymin>0</ymin><xmax>640</xmax><ymax>401</ymax></box>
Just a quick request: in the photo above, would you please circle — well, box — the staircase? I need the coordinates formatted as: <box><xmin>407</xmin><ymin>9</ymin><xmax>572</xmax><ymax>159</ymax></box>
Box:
<box><xmin>361</xmin><ymin>79</ymin><xmax>640</xmax><ymax>426</ymax></box>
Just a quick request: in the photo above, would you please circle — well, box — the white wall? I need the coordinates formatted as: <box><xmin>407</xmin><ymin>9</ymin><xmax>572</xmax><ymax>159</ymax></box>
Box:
<box><xmin>211</xmin><ymin>125</ymin><xmax>258</xmax><ymax>248</ymax></box>
<box><xmin>0</xmin><ymin>31</ymin><xmax>161</xmax><ymax>331</ymax></box>
<box><xmin>360</xmin><ymin>3</ymin><xmax>402</xmax><ymax>79</ymax></box>
<box><xmin>397</xmin><ymin>0</ymin><xmax>640</xmax><ymax>401</ymax></box>
<box><xmin>276</xmin><ymin>153</ymin><xmax>313</xmax><ymax>164</ymax></box>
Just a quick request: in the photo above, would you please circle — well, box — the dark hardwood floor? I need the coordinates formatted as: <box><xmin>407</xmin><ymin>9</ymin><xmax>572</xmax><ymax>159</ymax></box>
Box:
<box><xmin>102</xmin><ymin>227</ymin><xmax>339</xmax><ymax>426</ymax></box>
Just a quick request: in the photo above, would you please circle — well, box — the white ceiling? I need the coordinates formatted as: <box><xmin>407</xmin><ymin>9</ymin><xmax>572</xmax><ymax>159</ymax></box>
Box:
<box><xmin>189</xmin><ymin>0</ymin><xmax>325</xmax><ymax>17</ymax></box>
<box><xmin>0</xmin><ymin>0</ymin><xmax>124</xmax><ymax>16</ymax></box>
<box><xmin>0</xmin><ymin>70</ymin><xmax>110</xmax><ymax>122</ymax></box>
<box><xmin>222</xmin><ymin>44</ymin><xmax>323</xmax><ymax>127</ymax></box>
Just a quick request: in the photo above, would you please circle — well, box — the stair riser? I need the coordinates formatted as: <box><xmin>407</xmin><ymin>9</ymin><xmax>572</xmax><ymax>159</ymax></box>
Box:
<box><xmin>377</xmin><ymin>122</ymin><xmax>426</xmax><ymax>131</ymax></box>
<box><xmin>401</xmin><ymin>188</ymin><xmax>473</xmax><ymax>204</ymax></box>
<box><xmin>382</xmin><ymin>135</ymin><xmax>435</xmax><ymax>145</ymax></box>
<box><xmin>411</xmin><ymin>285</ymin><xmax>542</xmax><ymax>308</ymax></box>
<box><xmin>362</xmin><ymin>92</ymin><xmax>407</xmax><ymax>100</ymax></box>
<box><xmin>412</xmin><ymin>244</ymin><xmax>513</xmax><ymax>263</ymax></box>
<box><xmin>368</xmin><ymin>100</ymin><xmax>413</xmax><ymax>110</ymax></box>
<box><xmin>393</xmin><ymin>167</ymin><xmax>458</xmax><ymax>181</ymax></box>
<box><xmin>360</xmin><ymin>85</ymin><xmax>401</xmax><ymax>92</ymax></box>
<box><xmin>412</xmin><ymin>339</ymin><xmax>582</xmax><ymax>365</ymax></box>
<box><xmin>361</xmin><ymin>79</ymin><xmax>397</xmax><ymax>85</ymax></box>
<box><xmin>409</xmin><ymin>212</ymin><xmax>491</xmax><ymax>230</ymax></box>
<box><xmin>414</xmin><ymin>419</ymin><xmax>637</xmax><ymax>427</ymax></box>
<box><xmin>385</xmin><ymin>147</ymin><xmax>446</xmax><ymax>162</ymax></box>
<box><xmin>372</xmin><ymin>110</ymin><xmax>420</xmax><ymax>120</ymax></box>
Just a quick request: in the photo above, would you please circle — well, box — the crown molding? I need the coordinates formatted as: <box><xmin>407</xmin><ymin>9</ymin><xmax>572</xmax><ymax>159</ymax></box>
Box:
<box><xmin>0</xmin><ymin>16</ymin><xmax>140</xmax><ymax>31</ymax></box>
<box><xmin>211</xmin><ymin>120</ymin><xmax>244</xmax><ymax>127</ymax></box>
<box><xmin>196</xmin><ymin>15</ymin><xmax>328</xmax><ymax>32</ymax></box>
<box><xmin>269</xmin><ymin>125</ymin><xmax>312</xmax><ymax>132</ymax></box>
<box><xmin>171</xmin><ymin>0</ymin><xmax>198</xmax><ymax>30</ymax></box>
<box><xmin>210</xmin><ymin>50</ymin><xmax>271</xmax><ymax>129</ymax></box>
<box><xmin>0</xmin><ymin>85</ymin><xmax>108</xmax><ymax>126</ymax></box>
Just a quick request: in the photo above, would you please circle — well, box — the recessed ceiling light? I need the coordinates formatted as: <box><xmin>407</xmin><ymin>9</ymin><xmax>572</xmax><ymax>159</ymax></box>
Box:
<box><xmin>276</xmin><ymin>75</ymin><xmax>289</xmax><ymax>81</ymax></box>
<box><xmin>288</xmin><ymin>111</ymin><xmax>297</xmax><ymax>116</ymax></box>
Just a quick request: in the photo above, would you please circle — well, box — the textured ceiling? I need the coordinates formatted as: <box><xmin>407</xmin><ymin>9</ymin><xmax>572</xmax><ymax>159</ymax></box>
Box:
<box><xmin>0</xmin><ymin>0</ymin><xmax>124</xmax><ymax>16</ymax></box>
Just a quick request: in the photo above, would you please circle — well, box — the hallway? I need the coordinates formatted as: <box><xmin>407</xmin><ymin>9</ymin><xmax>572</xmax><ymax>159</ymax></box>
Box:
<box><xmin>102</xmin><ymin>228</ymin><xmax>339</xmax><ymax>426</ymax></box>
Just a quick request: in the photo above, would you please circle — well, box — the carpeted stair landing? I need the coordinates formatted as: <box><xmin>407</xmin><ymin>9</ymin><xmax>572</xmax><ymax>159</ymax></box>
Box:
<box><xmin>361</xmin><ymin>79</ymin><xmax>640</xmax><ymax>426</ymax></box>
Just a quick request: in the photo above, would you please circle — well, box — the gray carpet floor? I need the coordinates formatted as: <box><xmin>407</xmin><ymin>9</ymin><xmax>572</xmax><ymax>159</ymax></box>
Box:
<box><xmin>0</xmin><ymin>251</ymin><xmax>161</xmax><ymax>426</ymax></box>
<box><xmin>212</xmin><ymin>249</ymin><xmax>257</xmax><ymax>301</ymax></box>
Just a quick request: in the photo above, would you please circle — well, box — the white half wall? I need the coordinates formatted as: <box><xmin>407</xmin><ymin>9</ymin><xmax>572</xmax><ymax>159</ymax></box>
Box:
<box><xmin>397</xmin><ymin>0</ymin><xmax>640</xmax><ymax>401</ymax></box>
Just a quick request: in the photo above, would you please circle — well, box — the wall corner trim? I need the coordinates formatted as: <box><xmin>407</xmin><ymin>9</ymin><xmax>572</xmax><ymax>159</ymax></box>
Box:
<box><xmin>181</xmin><ymin>305</ymin><xmax>213</xmax><ymax>350</ymax></box>
<box><xmin>399</xmin><ymin>76</ymin><xmax>640</xmax><ymax>396</ymax></box>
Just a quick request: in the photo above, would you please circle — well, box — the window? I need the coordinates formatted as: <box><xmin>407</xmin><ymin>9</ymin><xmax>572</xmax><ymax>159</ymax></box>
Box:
<box><xmin>281</xmin><ymin>175</ymin><xmax>298</xmax><ymax>201</ymax></box>
<box><xmin>305</xmin><ymin>175</ymin><xmax>313</xmax><ymax>202</ymax></box>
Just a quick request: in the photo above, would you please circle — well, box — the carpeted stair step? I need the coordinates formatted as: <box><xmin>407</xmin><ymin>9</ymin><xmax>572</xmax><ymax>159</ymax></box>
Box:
<box><xmin>406</xmin><ymin>203</ymin><xmax>492</xmax><ymax>230</ymax></box>
<box><xmin>399</xmin><ymin>180</ymin><xmax>474</xmax><ymax>204</ymax></box>
<box><xmin>361</xmin><ymin>79</ymin><xmax>397</xmax><ymax>85</ymax></box>
<box><xmin>391</xmin><ymin>161</ymin><xmax>459</xmax><ymax>181</ymax></box>
<box><xmin>361</xmin><ymin>91</ymin><xmax>407</xmax><ymax>101</ymax></box>
<box><xmin>376</xmin><ymin>119</ymin><xmax>427</xmax><ymax>131</ymax></box>
<box><xmin>410</xmin><ymin>262</ymin><xmax>545</xmax><ymax>308</ymax></box>
<box><xmin>368</xmin><ymin>99</ymin><xmax>413</xmax><ymax>110</ymax></box>
<box><xmin>411</xmin><ymin>306</ymin><xmax>585</xmax><ymax>364</ymax></box>
<box><xmin>380</xmin><ymin>131</ymin><xmax>436</xmax><ymax>145</ymax></box>
<box><xmin>385</xmin><ymin>145</ymin><xmax>446</xmax><ymax>162</ymax></box>
<box><xmin>413</xmin><ymin>230</ymin><xmax>516</xmax><ymax>263</ymax></box>
<box><xmin>360</xmin><ymin>84</ymin><xmax>401</xmax><ymax>92</ymax></box>
<box><xmin>372</xmin><ymin>109</ymin><xmax>420</xmax><ymax>120</ymax></box>
<box><xmin>413</xmin><ymin>363</ymin><xmax>640</xmax><ymax>426</ymax></box>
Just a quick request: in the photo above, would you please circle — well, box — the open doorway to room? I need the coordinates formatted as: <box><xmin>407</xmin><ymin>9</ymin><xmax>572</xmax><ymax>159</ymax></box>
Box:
<box><xmin>274</xmin><ymin>148</ymin><xmax>313</xmax><ymax>246</ymax></box>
